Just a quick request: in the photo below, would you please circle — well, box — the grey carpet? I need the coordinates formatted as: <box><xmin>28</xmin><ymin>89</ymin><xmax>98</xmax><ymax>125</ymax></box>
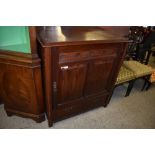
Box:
<box><xmin>0</xmin><ymin>79</ymin><xmax>155</xmax><ymax>129</ymax></box>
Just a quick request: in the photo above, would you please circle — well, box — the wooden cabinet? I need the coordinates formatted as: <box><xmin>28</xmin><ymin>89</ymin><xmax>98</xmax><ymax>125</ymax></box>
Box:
<box><xmin>37</xmin><ymin>26</ymin><xmax>129</xmax><ymax>126</ymax></box>
<box><xmin>0</xmin><ymin>27</ymin><xmax>45</xmax><ymax>123</ymax></box>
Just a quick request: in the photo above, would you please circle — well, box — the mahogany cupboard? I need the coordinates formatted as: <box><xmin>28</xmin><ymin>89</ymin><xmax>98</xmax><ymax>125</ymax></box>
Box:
<box><xmin>37</xmin><ymin>26</ymin><xmax>129</xmax><ymax>126</ymax></box>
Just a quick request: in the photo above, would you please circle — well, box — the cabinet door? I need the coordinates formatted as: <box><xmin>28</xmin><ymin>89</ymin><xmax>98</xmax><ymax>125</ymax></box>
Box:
<box><xmin>57</xmin><ymin>62</ymin><xmax>87</xmax><ymax>105</ymax></box>
<box><xmin>85</xmin><ymin>57</ymin><xmax>116</xmax><ymax>95</ymax></box>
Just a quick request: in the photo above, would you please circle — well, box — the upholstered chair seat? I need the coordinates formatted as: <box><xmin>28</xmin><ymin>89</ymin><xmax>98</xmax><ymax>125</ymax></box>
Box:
<box><xmin>123</xmin><ymin>60</ymin><xmax>153</xmax><ymax>78</ymax></box>
<box><xmin>115</xmin><ymin>66</ymin><xmax>135</xmax><ymax>85</ymax></box>
<box><xmin>115</xmin><ymin>60</ymin><xmax>153</xmax><ymax>96</ymax></box>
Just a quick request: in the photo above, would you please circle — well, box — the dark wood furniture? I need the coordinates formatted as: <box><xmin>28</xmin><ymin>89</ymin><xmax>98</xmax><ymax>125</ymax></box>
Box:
<box><xmin>0</xmin><ymin>99</ymin><xmax>2</xmax><ymax>104</ymax></box>
<box><xmin>0</xmin><ymin>27</ymin><xmax>45</xmax><ymax>123</ymax></box>
<box><xmin>37</xmin><ymin>26</ymin><xmax>129</xmax><ymax>127</ymax></box>
<box><xmin>128</xmin><ymin>27</ymin><xmax>155</xmax><ymax>65</ymax></box>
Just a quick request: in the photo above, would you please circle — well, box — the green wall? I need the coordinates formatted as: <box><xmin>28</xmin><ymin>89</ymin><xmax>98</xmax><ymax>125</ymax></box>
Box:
<box><xmin>0</xmin><ymin>26</ymin><xmax>31</xmax><ymax>53</ymax></box>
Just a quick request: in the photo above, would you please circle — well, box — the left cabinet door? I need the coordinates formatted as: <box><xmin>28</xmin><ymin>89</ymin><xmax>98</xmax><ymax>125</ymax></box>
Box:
<box><xmin>56</xmin><ymin>62</ymin><xmax>87</xmax><ymax>105</ymax></box>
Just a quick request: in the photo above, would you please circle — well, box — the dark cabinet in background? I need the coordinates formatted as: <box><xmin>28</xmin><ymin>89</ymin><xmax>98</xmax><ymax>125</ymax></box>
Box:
<box><xmin>37</xmin><ymin>26</ymin><xmax>129</xmax><ymax>126</ymax></box>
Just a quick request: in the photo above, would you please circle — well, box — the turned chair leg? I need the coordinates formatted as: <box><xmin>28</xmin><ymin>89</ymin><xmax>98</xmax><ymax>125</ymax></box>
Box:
<box><xmin>125</xmin><ymin>80</ymin><xmax>135</xmax><ymax>97</ymax></box>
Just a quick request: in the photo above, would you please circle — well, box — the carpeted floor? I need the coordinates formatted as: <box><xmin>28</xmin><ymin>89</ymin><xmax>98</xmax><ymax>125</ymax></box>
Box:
<box><xmin>0</xmin><ymin>79</ymin><xmax>155</xmax><ymax>129</ymax></box>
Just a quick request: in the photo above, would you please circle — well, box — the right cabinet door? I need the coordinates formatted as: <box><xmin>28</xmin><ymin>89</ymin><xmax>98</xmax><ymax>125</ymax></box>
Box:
<box><xmin>84</xmin><ymin>56</ymin><xmax>117</xmax><ymax>96</ymax></box>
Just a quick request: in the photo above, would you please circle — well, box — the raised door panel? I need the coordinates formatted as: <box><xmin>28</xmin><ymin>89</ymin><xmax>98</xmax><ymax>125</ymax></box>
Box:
<box><xmin>57</xmin><ymin>63</ymin><xmax>87</xmax><ymax>105</ymax></box>
<box><xmin>84</xmin><ymin>57</ymin><xmax>116</xmax><ymax>95</ymax></box>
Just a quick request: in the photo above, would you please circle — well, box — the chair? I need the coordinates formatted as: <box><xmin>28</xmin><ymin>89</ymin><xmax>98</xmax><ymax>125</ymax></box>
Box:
<box><xmin>123</xmin><ymin>60</ymin><xmax>153</xmax><ymax>90</ymax></box>
<box><xmin>115</xmin><ymin>66</ymin><xmax>135</xmax><ymax>96</ymax></box>
<box><xmin>114</xmin><ymin>60</ymin><xmax>153</xmax><ymax>97</ymax></box>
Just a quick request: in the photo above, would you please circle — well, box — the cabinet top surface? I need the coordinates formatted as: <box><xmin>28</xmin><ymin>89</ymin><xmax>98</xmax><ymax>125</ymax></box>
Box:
<box><xmin>37</xmin><ymin>26</ymin><xmax>129</xmax><ymax>47</ymax></box>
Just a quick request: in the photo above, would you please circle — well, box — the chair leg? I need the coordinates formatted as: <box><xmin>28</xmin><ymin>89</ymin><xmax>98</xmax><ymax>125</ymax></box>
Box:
<box><xmin>144</xmin><ymin>74</ymin><xmax>151</xmax><ymax>90</ymax></box>
<box><xmin>125</xmin><ymin>80</ymin><xmax>135</xmax><ymax>97</ymax></box>
<box><xmin>146</xmin><ymin>82</ymin><xmax>152</xmax><ymax>90</ymax></box>
<box><xmin>141</xmin><ymin>79</ymin><xmax>148</xmax><ymax>91</ymax></box>
<box><xmin>145</xmin><ymin>50</ymin><xmax>152</xmax><ymax>65</ymax></box>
